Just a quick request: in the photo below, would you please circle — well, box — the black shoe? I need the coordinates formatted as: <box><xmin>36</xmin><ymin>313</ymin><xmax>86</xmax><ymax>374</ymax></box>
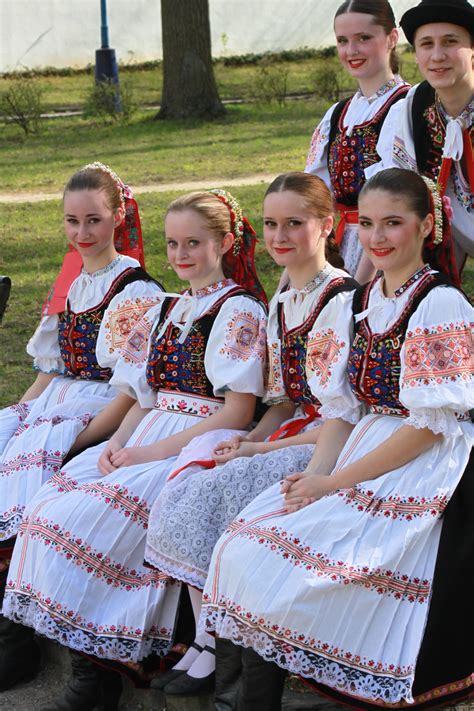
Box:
<box><xmin>239</xmin><ymin>646</ymin><xmax>286</xmax><ymax>711</ymax></box>
<box><xmin>164</xmin><ymin>644</ymin><xmax>215</xmax><ymax>696</ymax></box>
<box><xmin>151</xmin><ymin>640</ymin><xmax>204</xmax><ymax>690</ymax></box>
<box><xmin>150</xmin><ymin>667</ymin><xmax>186</xmax><ymax>690</ymax></box>
<box><xmin>164</xmin><ymin>670</ymin><xmax>215</xmax><ymax>696</ymax></box>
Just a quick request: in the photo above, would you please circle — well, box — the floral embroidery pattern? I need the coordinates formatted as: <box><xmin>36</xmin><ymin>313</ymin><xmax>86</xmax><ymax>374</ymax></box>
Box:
<box><xmin>104</xmin><ymin>296</ymin><xmax>158</xmax><ymax>353</ymax></box>
<box><xmin>219</xmin><ymin>310</ymin><xmax>266</xmax><ymax>362</ymax></box>
<box><xmin>80</xmin><ymin>481</ymin><xmax>150</xmax><ymax>529</ymax></box>
<box><xmin>18</xmin><ymin>516</ymin><xmax>171</xmax><ymax>591</ymax></box>
<box><xmin>0</xmin><ymin>505</ymin><xmax>24</xmax><ymax>539</ymax></box>
<box><xmin>47</xmin><ymin>471</ymin><xmax>79</xmax><ymax>494</ymax></box>
<box><xmin>201</xmin><ymin>601</ymin><xmax>413</xmax><ymax>703</ymax></box>
<box><xmin>226</xmin><ymin>519</ymin><xmax>431</xmax><ymax>602</ymax></box>
<box><xmin>0</xmin><ymin>449</ymin><xmax>63</xmax><ymax>478</ymax></box>
<box><xmin>265</xmin><ymin>341</ymin><xmax>286</xmax><ymax>400</ymax></box>
<box><xmin>4</xmin><ymin>589</ymin><xmax>173</xmax><ymax>661</ymax></box>
<box><xmin>154</xmin><ymin>391</ymin><xmax>222</xmax><ymax>418</ymax></box>
<box><xmin>305</xmin><ymin>126</ymin><xmax>327</xmax><ymax>170</ymax></box>
<box><xmin>338</xmin><ymin>486</ymin><xmax>448</xmax><ymax>520</ymax></box>
<box><xmin>306</xmin><ymin>329</ymin><xmax>345</xmax><ymax>388</ymax></box>
<box><xmin>120</xmin><ymin>313</ymin><xmax>154</xmax><ymax>367</ymax></box>
<box><xmin>403</xmin><ymin>323</ymin><xmax>473</xmax><ymax>388</ymax></box>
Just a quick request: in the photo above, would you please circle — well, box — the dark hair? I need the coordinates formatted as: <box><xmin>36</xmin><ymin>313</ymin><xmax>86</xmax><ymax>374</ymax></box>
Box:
<box><xmin>359</xmin><ymin>167</ymin><xmax>435</xmax><ymax>264</ymax></box>
<box><xmin>63</xmin><ymin>167</ymin><xmax>123</xmax><ymax>212</ymax></box>
<box><xmin>359</xmin><ymin>167</ymin><xmax>431</xmax><ymax>220</ymax></box>
<box><xmin>265</xmin><ymin>172</ymin><xmax>344</xmax><ymax>269</ymax></box>
<box><xmin>334</xmin><ymin>0</ymin><xmax>400</xmax><ymax>73</ymax></box>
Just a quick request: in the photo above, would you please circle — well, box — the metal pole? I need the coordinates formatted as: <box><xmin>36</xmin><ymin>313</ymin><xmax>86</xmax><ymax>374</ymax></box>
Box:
<box><xmin>100</xmin><ymin>0</ymin><xmax>110</xmax><ymax>49</ymax></box>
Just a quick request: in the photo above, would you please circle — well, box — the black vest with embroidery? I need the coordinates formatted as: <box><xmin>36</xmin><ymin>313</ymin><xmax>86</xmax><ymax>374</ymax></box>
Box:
<box><xmin>278</xmin><ymin>277</ymin><xmax>358</xmax><ymax>406</ymax></box>
<box><xmin>58</xmin><ymin>267</ymin><xmax>159</xmax><ymax>381</ymax></box>
<box><xmin>146</xmin><ymin>286</ymin><xmax>255</xmax><ymax>397</ymax></box>
<box><xmin>347</xmin><ymin>270</ymin><xmax>454</xmax><ymax>416</ymax></box>
<box><xmin>412</xmin><ymin>81</ymin><xmax>445</xmax><ymax>181</ymax></box>
<box><xmin>328</xmin><ymin>85</ymin><xmax>409</xmax><ymax>206</ymax></box>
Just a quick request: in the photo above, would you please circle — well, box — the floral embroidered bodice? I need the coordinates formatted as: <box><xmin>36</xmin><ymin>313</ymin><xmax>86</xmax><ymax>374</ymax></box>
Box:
<box><xmin>58</xmin><ymin>266</ymin><xmax>146</xmax><ymax>381</ymax></box>
<box><xmin>146</xmin><ymin>284</ymin><xmax>249</xmax><ymax>397</ymax></box>
<box><xmin>328</xmin><ymin>83</ymin><xmax>409</xmax><ymax>206</ymax></box>
<box><xmin>347</xmin><ymin>267</ymin><xmax>444</xmax><ymax>416</ymax></box>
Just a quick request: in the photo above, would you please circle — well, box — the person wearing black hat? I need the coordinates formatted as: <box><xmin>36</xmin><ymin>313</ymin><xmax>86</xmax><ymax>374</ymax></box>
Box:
<box><xmin>375</xmin><ymin>0</ymin><xmax>473</xmax><ymax>282</ymax></box>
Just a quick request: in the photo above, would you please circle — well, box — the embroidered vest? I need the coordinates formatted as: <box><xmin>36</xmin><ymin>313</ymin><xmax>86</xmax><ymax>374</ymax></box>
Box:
<box><xmin>328</xmin><ymin>86</ymin><xmax>409</xmax><ymax>206</ymax></box>
<box><xmin>348</xmin><ymin>271</ymin><xmax>454</xmax><ymax>415</ymax></box>
<box><xmin>58</xmin><ymin>267</ymin><xmax>159</xmax><ymax>381</ymax></box>
<box><xmin>411</xmin><ymin>81</ymin><xmax>446</xmax><ymax>181</ymax></box>
<box><xmin>146</xmin><ymin>286</ymin><xmax>254</xmax><ymax>397</ymax></box>
<box><xmin>279</xmin><ymin>277</ymin><xmax>358</xmax><ymax>406</ymax></box>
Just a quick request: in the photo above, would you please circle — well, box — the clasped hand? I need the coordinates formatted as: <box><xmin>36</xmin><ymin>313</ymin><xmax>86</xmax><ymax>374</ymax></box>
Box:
<box><xmin>281</xmin><ymin>471</ymin><xmax>335</xmax><ymax>513</ymax></box>
<box><xmin>213</xmin><ymin>435</ymin><xmax>259</xmax><ymax>463</ymax></box>
<box><xmin>98</xmin><ymin>441</ymin><xmax>162</xmax><ymax>475</ymax></box>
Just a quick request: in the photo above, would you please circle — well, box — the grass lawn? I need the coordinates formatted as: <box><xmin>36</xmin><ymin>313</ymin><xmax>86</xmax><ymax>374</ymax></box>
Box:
<box><xmin>0</xmin><ymin>50</ymin><xmax>421</xmax><ymax>114</ymax></box>
<box><xmin>1</xmin><ymin>100</ymin><xmax>326</xmax><ymax>194</ymax></box>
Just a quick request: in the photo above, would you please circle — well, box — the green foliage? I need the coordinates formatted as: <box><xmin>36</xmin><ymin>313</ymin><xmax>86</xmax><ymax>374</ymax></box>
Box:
<box><xmin>0</xmin><ymin>78</ymin><xmax>44</xmax><ymax>135</ymax></box>
<box><xmin>312</xmin><ymin>61</ymin><xmax>349</xmax><ymax>103</ymax></box>
<box><xmin>252</xmin><ymin>59</ymin><xmax>289</xmax><ymax>106</ymax></box>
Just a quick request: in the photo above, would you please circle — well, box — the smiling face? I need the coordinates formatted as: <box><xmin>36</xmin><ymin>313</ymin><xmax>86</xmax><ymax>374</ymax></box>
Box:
<box><xmin>334</xmin><ymin>12</ymin><xmax>397</xmax><ymax>89</ymax></box>
<box><xmin>414</xmin><ymin>23</ymin><xmax>474</xmax><ymax>92</ymax></box>
<box><xmin>165</xmin><ymin>208</ymin><xmax>232</xmax><ymax>290</ymax></box>
<box><xmin>358</xmin><ymin>190</ymin><xmax>433</xmax><ymax>283</ymax></box>
<box><xmin>263</xmin><ymin>190</ymin><xmax>331</xmax><ymax>277</ymax></box>
<box><xmin>64</xmin><ymin>189</ymin><xmax>122</xmax><ymax>267</ymax></box>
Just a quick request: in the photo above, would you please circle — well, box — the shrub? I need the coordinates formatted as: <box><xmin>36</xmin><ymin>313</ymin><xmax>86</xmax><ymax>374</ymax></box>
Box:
<box><xmin>252</xmin><ymin>59</ymin><xmax>289</xmax><ymax>106</ymax></box>
<box><xmin>83</xmin><ymin>76</ymin><xmax>137</xmax><ymax>124</ymax></box>
<box><xmin>312</xmin><ymin>63</ymin><xmax>346</xmax><ymax>103</ymax></box>
<box><xmin>0</xmin><ymin>78</ymin><xmax>43</xmax><ymax>135</ymax></box>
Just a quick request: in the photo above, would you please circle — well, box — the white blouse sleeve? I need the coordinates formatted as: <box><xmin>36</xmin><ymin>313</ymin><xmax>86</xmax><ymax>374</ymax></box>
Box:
<box><xmin>204</xmin><ymin>295</ymin><xmax>267</xmax><ymax>398</ymax></box>
<box><xmin>306</xmin><ymin>290</ymin><xmax>363</xmax><ymax>424</ymax></box>
<box><xmin>108</xmin><ymin>301</ymin><xmax>164</xmax><ymax>408</ymax></box>
<box><xmin>26</xmin><ymin>314</ymin><xmax>65</xmax><ymax>374</ymax></box>
<box><xmin>96</xmin><ymin>279</ymin><xmax>164</xmax><ymax>370</ymax></box>
<box><xmin>400</xmin><ymin>286</ymin><xmax>474</xmax><ymax>436</ymax></box>
<box><xmin>304</xmin><ymin>103</ymin><xmax>336</xmax><ymax>184</ymax></box>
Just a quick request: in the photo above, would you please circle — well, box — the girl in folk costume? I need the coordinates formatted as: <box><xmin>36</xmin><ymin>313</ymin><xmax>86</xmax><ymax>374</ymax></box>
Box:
<box><xmin>3</xmin><ymin>190</ymin><xmax>267</xmax><ymax>708</ymax></box>
<box><xmin>200</xmin><ymin>169</ymin><xmax>473</xmax><ymax>710</ymax></box>
<box><xmin>143</xmin><ymin>173</ymin><xmax>357</xmax><ymax>696</ymax></box>
<box><xmin>0</xmin><ymin>163</ymin><xmax>160</xmax><ymax>691</ymax></box>
<box><xmin>0</xmin><ymin>163</ymin><xmax>159</xmax><ymax>564</ymax></box>
<box><xmin>376</xmin><ymin>0</ymin><xmax>473</xmax><ymax>283</ymax></box>
<box><xmin>305</xmin><ymin>0</ymin><xmax>410</xmax><ymax>282</ymax></box>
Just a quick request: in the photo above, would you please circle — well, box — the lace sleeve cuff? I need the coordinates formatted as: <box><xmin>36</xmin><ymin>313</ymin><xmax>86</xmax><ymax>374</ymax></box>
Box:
<box><xmin>405</xmin><ymin>407</ymin><xmax>463</xmax><ymax>437</ymax></box>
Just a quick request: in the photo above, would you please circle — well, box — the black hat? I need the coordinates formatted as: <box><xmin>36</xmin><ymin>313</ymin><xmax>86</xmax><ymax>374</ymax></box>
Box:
<box><xmin>400</xmin><ymin>0</ymin><xmax>474</xmax><ymax>44</ymax></box>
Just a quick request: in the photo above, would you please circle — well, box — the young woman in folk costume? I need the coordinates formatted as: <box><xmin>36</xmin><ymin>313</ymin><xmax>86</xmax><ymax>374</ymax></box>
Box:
<box><xmin>376</xmin><ymin>0</ymin><xmax>473</xmax><ymax>284</ymax></box>
<box><xmin>0</xmin><ymin>162</ymin><xmax>160</xmax><ymax>689</ymax></box>
<box><xmin>3</xmin><ymin>189</ymin><xmax>267</xmax><ymax>708</ymax></box>
<box><xmin>200</xmin><ymin>169</ymin><xmax>473</xmax><ymax>710</ymax></box>
<box><xmin>143</xmin><ymin>172</ymin><xmax>357</xmax><ymax>696</ymax></box>
<box><xmin>305</xmin><ymin>0</ymin><xmax>410</xmax><ymax>282</ymax></box>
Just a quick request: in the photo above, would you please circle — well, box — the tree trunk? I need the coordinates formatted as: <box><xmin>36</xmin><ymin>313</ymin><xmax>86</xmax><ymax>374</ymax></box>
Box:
<box><xmin>158</xmin><ymin>0</ymin><xmax>225</xmax><ymax>119</ymax></box>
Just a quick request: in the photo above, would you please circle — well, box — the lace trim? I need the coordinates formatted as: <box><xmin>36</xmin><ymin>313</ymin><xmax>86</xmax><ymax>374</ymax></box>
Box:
<box><xmin>319</xmin><ymin>403</ymin><xmax>361</xmax><ymax>424</ymax></box>
<box><xmin>144</xmin><ymin>546</ymin><xmax>206</xmax><ymax>591</ymax></box>
<box><xmin>3</xmin><ymin>591</ymin><xmax>172</xmax><ymax>663</ymax></box>
<box><xmin>81</xmin><ymin>255</ymin><xmax>124</xmax><ymax>278</ymax></box>
<box><xmin>200</xmin><ymin>605</ymin><xmax>414</xmax><ymax>704</ymax></box>
<box><xmin>405</xmin><ymin>408</ymin><xmax>463</xmax><ymax>437</ymax></box>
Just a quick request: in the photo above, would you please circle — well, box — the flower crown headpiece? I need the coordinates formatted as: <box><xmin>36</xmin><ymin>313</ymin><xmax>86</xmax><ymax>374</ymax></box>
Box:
<box><xmin>421</xmin><ymin>176</ymin><xmax>444</xmax><ymax>246</ymax></box>
<box><xmin>207</xmin><ymin>188</ymin><xmax>245</xmax><ymax>255</ymax></box>
<box><xmin>80</xmin><ymin>161</ymin><xmax>126</xmax><ymax>212</ymax></box>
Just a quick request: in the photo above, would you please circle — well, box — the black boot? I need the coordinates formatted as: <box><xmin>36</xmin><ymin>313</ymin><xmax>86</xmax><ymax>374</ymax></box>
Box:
<box><xmin>40</xmin><ymin>651</ymin><xmax>103</xmax><ymax>711</ymax></box>
<box><xmin>215</xmin><ymin>638</ymin><xmax>243</xmax><ymax>711</ymax></box>
<box><xmin>238</xmin><ymin>646</ymin><xmax>287</xmax><ymax>711</ymax></box>
<box><xmin>0</xmin><ymin>566</ymin><xmax>41</xmax><ymax>690</ymax></box>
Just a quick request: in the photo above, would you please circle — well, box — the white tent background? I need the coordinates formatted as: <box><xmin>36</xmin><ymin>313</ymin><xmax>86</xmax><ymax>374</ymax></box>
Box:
<box><xmin>1</xmin><ymin>0</ymin><xmax>417</xmax><ymax>74</ymax></box>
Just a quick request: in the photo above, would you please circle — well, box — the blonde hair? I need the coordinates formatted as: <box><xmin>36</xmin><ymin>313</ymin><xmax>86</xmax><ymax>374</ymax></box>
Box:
<box><xmin>165</xmin><ymin>191</ymin><xmax>233</xmax><ymax>240</ymax></box>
